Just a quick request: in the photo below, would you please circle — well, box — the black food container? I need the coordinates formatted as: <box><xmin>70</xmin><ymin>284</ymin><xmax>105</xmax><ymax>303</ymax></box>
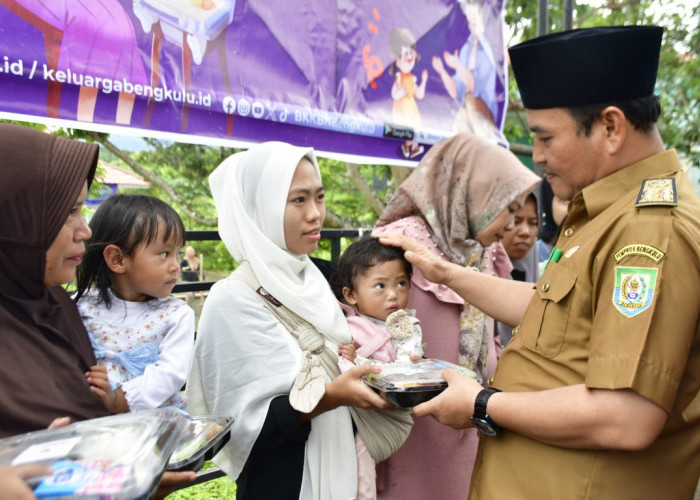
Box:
<box><xmin>364</xmin><ymin>358</ymin><xmax>478</xmax><ymax>408</ymax></box>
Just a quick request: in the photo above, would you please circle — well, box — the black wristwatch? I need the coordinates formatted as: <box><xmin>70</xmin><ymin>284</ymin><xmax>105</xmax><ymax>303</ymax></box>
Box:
<box><xmin>471</xmin><ymin>388</ymin><xmax>502</xmax><ymax>436</ymax></box>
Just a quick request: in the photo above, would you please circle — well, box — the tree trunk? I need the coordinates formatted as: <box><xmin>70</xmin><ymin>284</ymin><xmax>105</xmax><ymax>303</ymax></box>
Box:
<box><xmin>86</xmin><ymin>131</ymin><xmax>217</xmax><ymax>226</ymax></box>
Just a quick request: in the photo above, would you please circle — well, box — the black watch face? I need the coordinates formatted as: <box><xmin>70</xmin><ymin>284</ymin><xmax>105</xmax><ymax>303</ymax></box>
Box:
<box><xmin>471</xmin><ymin>416</ymin><xmax>498</xmax><ymax>437</ymax></box>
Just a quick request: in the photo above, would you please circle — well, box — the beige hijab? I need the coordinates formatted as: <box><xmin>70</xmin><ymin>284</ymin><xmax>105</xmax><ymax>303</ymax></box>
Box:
<box><xmin>376</xmin><ymin>134</ymin><xmax>541</xmax><ymax>380</ymax></box>
<box><xmin>377</xmin><ymin>134</ymin><xmax>541</xmax><ymax>266</ymax></box>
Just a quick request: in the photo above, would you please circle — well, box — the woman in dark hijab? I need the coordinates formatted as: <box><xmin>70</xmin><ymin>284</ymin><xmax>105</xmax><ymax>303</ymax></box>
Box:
<box><xmin>0</xmin><ymin>123</ymin><xmax>109</xmax><ymax>437</ymax></box>
<box><xmin>0</xmin><ymin>123</ymin><xmax>195</xmax><ymax>497</ymax></box>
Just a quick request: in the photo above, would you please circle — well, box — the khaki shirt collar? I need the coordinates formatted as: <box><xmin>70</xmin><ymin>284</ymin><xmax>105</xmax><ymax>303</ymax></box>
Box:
<box><xmin>578</xmin><ymin>149</ymin><xmax>682</xmax><ymax>219</ymax></box>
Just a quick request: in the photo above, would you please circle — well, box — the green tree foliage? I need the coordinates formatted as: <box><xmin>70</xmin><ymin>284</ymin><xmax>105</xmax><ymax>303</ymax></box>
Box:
<box><xmin>504</xmin><ymin>0</ymin><xmax>699</xmax><ymax>167</ymax></box>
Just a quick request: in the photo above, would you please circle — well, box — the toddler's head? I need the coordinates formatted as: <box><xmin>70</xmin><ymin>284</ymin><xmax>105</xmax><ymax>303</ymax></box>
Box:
<box><xmin>333</xmin><ymin>236</ymin><xmax>412</xmax><ymax>321</ymax></box>
<box><xmin>75</xmin><ymin>194</ymin><xmax>185</xmax><ymax>306</ymax></box>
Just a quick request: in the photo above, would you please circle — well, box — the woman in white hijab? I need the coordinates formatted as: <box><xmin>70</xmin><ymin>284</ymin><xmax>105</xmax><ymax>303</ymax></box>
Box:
<box><xmin>187</xmin><ymin>142</ymin><xmax>410</xmax><ymax>499</ymax></box>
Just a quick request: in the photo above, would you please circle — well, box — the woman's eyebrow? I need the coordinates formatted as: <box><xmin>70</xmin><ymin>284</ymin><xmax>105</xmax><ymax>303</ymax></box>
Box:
<box><xmin>289</xmin><ymin>185</ymin><xmax>325</xmax><ymax>195</ymax></box>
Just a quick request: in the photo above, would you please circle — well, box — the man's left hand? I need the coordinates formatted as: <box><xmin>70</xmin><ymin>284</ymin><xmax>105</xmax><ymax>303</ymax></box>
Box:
<box><xmin>413</xmin><ymin>368</ymin><xmax>482</xmax><ymax>429</ymax></box>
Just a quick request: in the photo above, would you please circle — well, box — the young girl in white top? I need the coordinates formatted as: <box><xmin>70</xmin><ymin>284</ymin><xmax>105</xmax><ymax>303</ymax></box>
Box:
<box><xmin>74</xmin><ymin>194</ymin><xmax>194</xmax><ymax>413</ymax></box>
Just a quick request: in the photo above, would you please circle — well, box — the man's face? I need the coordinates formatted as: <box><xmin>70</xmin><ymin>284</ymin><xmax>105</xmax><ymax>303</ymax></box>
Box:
<box><xmin>528</xmin><ymin>108</ymin><xmax>605</xmax><ymax>201</ymax></box>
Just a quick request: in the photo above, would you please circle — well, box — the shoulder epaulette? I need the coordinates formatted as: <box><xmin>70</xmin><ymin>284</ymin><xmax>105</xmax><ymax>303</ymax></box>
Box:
<box><xmin>635</xmin><ymin>178</ymin><xmax>677</xmax><ymax>207</ymax></box>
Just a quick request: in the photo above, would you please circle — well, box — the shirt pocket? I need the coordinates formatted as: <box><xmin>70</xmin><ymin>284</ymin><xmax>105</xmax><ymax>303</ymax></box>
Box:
<box><xmin>521</xmin><ymin>265</ymin><xmax>578</xmax><ymax>357</ymax></box>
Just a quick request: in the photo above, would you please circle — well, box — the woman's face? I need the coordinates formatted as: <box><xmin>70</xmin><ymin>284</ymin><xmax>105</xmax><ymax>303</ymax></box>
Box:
<box><xmin>44</xmin><ymin>181</ymin><xmax>91</xmax><ymax>286</ymax></box>
<box><xmin>475</xmin><ymin>197</ymin><xmax>524</xmax><ymax>248</ymax></box>
<box><xmin>501</xmin><ymin>196</ymin><xmax>538</xmax><ymax>260</ymax></box>
<box><xmin>284</xmin><ymin>158</ymin><xmax>326</xmax><ymax>255</ymax></box>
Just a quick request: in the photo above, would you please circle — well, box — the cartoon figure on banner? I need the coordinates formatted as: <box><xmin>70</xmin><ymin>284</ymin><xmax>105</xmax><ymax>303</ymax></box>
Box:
<box><xmin>3</xmin><ymin>0</ymin><xmax>148</xmax><ymax>125</ymax></box>
<box><xmin>388</xmin><ymin>27</ymin><xmax>428</xmax><ymax>159</ymax></box>
<box><xmin>432</xmin><ymin>0</ymin><xmax>500</xmax><ymax>140</ymax></box>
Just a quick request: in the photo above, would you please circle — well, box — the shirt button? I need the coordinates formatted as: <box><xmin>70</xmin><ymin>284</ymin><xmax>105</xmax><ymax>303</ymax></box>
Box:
<box><xmin>564</xmin><ymin>227</ymin><xmax>574</xmax><ymax>237</ymax></box>
<box><xmin>487</xmin><ymin>376</ymin><xmax>494</xmax><ymax>386</ymax></box>
<box><xmin>542</xmin><ymin>283</ymin><xmax>550</xmax><ymax>292</ymax></box>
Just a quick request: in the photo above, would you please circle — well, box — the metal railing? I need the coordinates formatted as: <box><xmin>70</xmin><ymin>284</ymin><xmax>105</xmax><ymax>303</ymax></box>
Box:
<box><xmin>172</xmin><ymin>228</ymin><xmax>366</xmax><ymax>294</ymax></box>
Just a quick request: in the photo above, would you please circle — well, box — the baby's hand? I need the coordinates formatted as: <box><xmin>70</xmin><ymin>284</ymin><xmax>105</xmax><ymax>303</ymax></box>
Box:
<box><xmin>86</xmin><ymin>366</ymin><xmax>129</xmax><ymax>414</ymax></box>
<box><xmin>338</xmin><ymin>343</ymin><xmax>357</xmax><ymax>362</ymax></box>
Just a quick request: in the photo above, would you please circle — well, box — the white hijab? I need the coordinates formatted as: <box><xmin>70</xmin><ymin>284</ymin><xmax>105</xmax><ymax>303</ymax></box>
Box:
<box><xmin>209</xmin><ymin>141</ymin><xmax>349</xmax><ymax>341</ymax></box>
<box><xmin>196</xmin><ymin>142</ymin><xmax>356</xmax><ymax>499</ymax></box>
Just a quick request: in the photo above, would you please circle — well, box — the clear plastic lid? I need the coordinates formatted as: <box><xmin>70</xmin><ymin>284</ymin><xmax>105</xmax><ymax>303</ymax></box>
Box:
<box><xmin>167</xmin><ymin>414</ymin><xmax>233</xmax><ymax>472</ymax></box>
<box><xmin>0</xmin><ymin>408</ymin><xmax>189</xmax><ymax>499</ymax></box>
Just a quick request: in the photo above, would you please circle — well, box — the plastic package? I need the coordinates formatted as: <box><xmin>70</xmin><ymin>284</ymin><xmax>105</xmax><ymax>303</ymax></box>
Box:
<box><xmin>167</xmin><ymin>414</ymin><xmax>233</xmax><ymax>472</ymax></box>
<box><xmin>364</xmin><ymin>358</ymin><xmax>478</xmax><ymax>408</ymax></box>
<box><xmin>0</xmin><ymin>408</ymin><xmax>188</xmax><ymax>499</ymax></box>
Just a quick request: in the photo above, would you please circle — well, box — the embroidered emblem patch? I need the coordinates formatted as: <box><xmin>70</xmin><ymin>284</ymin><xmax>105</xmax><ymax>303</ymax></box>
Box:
<box><xmin>613</xmin><ymin>267</ymin><xmax>657</xmax><ymax>318</ymax></box>
<box><xmin>614</xmin><ymin>244</ymin><xmax>666</xmax><ymax>263</ymax></box>
<box><xmin>635</xmin><ymin>178</ymin><xmax>677</xmax><ymax>207</ymax></box>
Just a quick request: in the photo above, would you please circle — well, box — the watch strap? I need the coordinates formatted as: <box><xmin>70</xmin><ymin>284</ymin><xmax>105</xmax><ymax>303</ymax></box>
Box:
<box><xmin>473</xmin><ymin>387</ymin><xmax>501</xmax><ymax>426</ymax></box>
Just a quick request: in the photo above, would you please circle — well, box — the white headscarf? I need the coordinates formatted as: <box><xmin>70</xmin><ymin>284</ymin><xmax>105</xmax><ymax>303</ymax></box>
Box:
<box><xmin>209</xmin><ymin>141</ymin><xmax>349</xmax><ymax>341</ymax></box>
<box><xmin>193</xmin><ymin>141</ymin><xmax>356</xmax><ymax>499</ymax></box>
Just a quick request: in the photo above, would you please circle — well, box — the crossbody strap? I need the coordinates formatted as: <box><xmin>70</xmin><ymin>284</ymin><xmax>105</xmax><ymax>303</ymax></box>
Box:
<box><xmin>233</xmin><ymin>261</ymin><xmax>413</xmax><ymax>462</ymax></box>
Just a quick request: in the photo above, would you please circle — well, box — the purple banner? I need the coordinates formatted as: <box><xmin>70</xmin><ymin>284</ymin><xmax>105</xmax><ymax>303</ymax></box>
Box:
<box><xmin>0</xmin><ymin>0</ymin><xmax>507</xmax><ymax>165</ymax></box>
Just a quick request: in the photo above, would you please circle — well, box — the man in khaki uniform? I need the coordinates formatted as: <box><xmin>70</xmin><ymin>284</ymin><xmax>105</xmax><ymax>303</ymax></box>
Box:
<box><xmin>380</xmin><ymin>26</ymin><xmax>700</xmax><ymax>498</ymax></box>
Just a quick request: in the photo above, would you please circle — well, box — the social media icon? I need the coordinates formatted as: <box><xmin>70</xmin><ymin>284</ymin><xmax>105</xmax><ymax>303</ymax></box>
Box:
<box><xmin>238</xmin><ymin>99</ymin><xmax>251</xmax><ymax>117</ymax></box>
<box><xmin>223</xmin><ymin>96</ymin><xmax>236</xmax><ymax>115</ymax></box>
<box><xmin>252</xmin><ymin>101</ymin><xmax>264</xmax><ymax>119</ymax></box>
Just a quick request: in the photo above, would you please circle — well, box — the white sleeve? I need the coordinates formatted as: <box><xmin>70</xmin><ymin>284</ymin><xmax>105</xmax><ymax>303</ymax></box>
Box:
<box><xmin>121</xmin><ymin>301</ymin><xmax>195</xmax><ymax>410</ymax></box>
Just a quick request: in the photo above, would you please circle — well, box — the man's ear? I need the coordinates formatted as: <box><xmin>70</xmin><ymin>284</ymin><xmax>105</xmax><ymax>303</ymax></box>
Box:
<box><xmin>600</xmin><ymin>106</ymin><xmax>627</xmax><ymax>155</ymax></box>
<box><xmin>342</xmin><ymin>286</ymin><xmax>358</xmax><ymax>306</ymax></box>
<box><xmin>103</xmin><ymin>245</ymin><xmax>126</xmax><ymax>274</ymax></box>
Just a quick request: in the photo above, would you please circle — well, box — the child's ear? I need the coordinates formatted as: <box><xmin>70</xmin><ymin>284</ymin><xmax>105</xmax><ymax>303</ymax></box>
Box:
<box><xmin>342</xmin><ymin>286</ymin><xmax>358</xmax><ymax>306</ymax></box>
<box><xmin>103</xmin><ymin>245</ymin><xmax>126</xmax><ymax>274</ymax></box>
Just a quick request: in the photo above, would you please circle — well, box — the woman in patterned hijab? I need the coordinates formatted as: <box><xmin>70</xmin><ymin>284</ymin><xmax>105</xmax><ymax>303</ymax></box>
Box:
<box><xmin>373</xmin><ymin>133</ymin><xmax>540</xmax><ymax>500</ymax></box>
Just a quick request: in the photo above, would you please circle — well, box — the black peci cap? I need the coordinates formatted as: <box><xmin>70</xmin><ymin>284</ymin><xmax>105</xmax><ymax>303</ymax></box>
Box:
<box><xmin>509</xmin><ymin>26</ymin><xmax>663</xmax><ymax>109</ymax></box>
